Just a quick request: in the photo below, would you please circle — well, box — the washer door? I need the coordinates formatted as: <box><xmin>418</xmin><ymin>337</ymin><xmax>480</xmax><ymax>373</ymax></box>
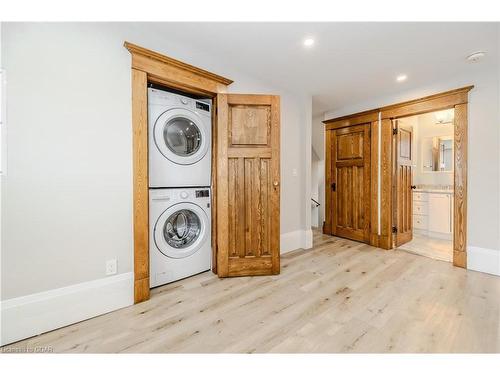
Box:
<box><xmin>153</xmin><ymin>108</ymin><xmax>209</xmax><ymax>165</ymax></box>
<box><xmin>154</xmin><ymin>202</ymin><xmax>208</xmax><ymax>259</ymax></box>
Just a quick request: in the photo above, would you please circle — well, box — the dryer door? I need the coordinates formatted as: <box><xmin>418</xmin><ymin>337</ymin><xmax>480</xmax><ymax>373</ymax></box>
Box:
<box><xmin>154</xmin><ymin>202</ymin><xmax>209</xmax><ymax>259</ymax></box>
<box><xmin>153</xmin><ymin>108</ymin><xmax>209</xmax><ymax>165</ymax></box>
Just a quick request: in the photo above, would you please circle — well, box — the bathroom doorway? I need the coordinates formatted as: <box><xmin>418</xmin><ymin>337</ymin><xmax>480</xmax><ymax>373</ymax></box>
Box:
<box><xmin>393</xmin><ymin>109</ymin><xmax>455</xmax><ymax>262</ymax></box>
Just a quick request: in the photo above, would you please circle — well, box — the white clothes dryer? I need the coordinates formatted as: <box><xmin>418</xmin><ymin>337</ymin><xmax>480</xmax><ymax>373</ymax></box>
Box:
<box><xmin>148</xmin><ymin>87</ymin><xmax>211</xmax><ymax>188</ymax></box>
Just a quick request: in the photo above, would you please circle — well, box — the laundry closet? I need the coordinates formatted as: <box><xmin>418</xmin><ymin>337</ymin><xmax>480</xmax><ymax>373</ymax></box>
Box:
<box><xmin>125</xmin><ymin>42</ymin><xmax>281</xmax><ymax>302</ymax></box>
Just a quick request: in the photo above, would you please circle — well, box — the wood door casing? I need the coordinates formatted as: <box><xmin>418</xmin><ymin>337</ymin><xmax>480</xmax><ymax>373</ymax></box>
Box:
<box><xmin>126</xmin><ymin>42</ymin><xmax>234</xmax><ymax>303</ymax></box>
<box><xmin>323</xmin><ymin>86</ymin><xmax>472</xmax><ymax>268</ymax></box>
<box><xmin>393</xmin><ymin>120</ymin><xmax>413</xmax><ymax>247</ymax></box>
<box><xmin>330</xmin><ymin>124</ymin><xmax>371</xmax><ymax>243</ymax></box>
<box><xmin>216</xmin><ymin>94</ymin><xmax>280</xmax><ymax>277</ymax></box>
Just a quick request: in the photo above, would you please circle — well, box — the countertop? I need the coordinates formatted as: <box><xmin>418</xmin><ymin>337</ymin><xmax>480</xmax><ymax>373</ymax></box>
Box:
<box><xmin>413</xmin><ymin>188</ymin><xmax>454</xmax><ymax>194</ymax></box>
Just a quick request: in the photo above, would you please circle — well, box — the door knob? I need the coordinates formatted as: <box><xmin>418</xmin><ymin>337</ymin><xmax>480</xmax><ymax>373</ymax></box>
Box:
<box><xmin>411</xmin><ymin>185</ymin><xmax>416</xmax><ymax>189</ymax></box>
<box><xmin>273</xmin><ymin>181</ymin><xmax>279</xmax><ymax>187</ymax></box>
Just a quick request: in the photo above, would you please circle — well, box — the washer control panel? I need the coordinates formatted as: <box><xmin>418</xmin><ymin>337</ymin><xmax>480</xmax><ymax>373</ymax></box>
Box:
<box><xmin>195</xmin><ymin>189</ymin><xmax>210</xmax><ymax>198</ymax></box>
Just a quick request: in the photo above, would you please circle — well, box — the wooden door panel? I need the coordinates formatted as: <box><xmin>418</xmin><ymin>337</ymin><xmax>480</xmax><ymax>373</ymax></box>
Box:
<box><xmin>217</xmin><ymin>94</ymin><xmax>280</xmax><ymax>277</ymax></box>
<box><xmin>394</xmin><ymin>120</ymin><xmax>413</xmax><ymax>247</ymax></box>
<box><xmin>337</xmin><ymin>132</ymin><xmax>364</xmax><ymax>160</ymax></box>
<box><xmin>331</xmin><ymin>124</ymin><xmax>371</xmax><ymax>243</ymax></box>
<box><xmin>230</xmin><ymin>105</ymin><xmax>270</xmax><ymax>145</ymax></box>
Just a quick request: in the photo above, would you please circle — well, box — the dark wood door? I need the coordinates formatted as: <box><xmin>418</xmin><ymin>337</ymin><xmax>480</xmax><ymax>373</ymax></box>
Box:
<box><xmin>216</xmin><ymin>94</ymin><xmax>280</xmax><ymax>277</ymax></box>
<box><xmin>330</xmin><ymin>124</ymin><xmax>371</xmax><ymax>243</ymax></box>
<box><xmin>393</xmin><ymin>120</ymin><xmax>413</xmax><ymax>247</ymax></box>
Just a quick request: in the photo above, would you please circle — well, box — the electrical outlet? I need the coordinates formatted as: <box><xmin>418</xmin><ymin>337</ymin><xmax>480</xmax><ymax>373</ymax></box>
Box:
<box><xmin>292</xmin><ymin>168</ymin><xmax>298</xmax><ymax>177</ymax></box>
<box><xmin>105</xmin><ymin>259</ymin><xmax>117</xmax><ymax>276</ymax></box>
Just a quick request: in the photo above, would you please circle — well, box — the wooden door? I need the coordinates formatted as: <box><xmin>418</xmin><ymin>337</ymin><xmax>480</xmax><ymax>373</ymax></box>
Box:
<box><xmin>393</xmin><ymin>120</ymin><xmax>413</xmax><ymax>247</ymax></box>
<box><xmin>330</xmin><ymin>124</ymin><xmax>371</xmax><ymax>243</ymax></box>
<box><xmin>216</xmin><ymin>94</ymin><xmax>280</xmax><ymax>277</ymax></box>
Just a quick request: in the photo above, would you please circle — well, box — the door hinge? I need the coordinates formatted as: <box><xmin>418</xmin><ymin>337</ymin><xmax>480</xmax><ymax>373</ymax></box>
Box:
<box><xmin>392</xmin><ymin>226</ymin><xmax>397</xmax><ymax>234</ymax></box>
<box><xmin>392</xmin><ymin>128</ymin><xmax>398</xmax><ymax>135</ymax></box>
<box><xmin>331</xmin><ymin>182</ymin><xmax>336</xmax><ymax>192</ymax></box>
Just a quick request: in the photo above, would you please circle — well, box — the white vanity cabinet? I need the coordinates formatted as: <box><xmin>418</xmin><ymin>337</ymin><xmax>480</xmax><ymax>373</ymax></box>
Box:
<box><xmin>412</xmin><ymin>190</ymin><xmax>453</xmax><ymax>239</ymax></box>
<box><xmin>428</xmin><ymin>193</ymin><xmax>452</xmax><ymax>234</ymax></box>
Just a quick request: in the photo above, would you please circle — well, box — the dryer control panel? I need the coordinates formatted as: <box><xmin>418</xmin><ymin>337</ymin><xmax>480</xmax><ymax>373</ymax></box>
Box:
<box><xmin>195</xmin><ymin>189</ymin><xmax>210</xmax><ymax>198</ymax></box>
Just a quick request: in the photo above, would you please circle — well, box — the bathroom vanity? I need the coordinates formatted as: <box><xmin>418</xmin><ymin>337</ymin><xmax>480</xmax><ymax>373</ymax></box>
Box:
<box><xmin>413</xmin><ymin>186</ymin><xmax>453</xmax><ymax>240</ymax></box>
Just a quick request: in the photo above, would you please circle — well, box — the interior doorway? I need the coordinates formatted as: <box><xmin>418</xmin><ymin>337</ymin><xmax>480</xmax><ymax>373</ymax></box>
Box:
<box><xmin>323</xmin><ymin>86</ymin><xmax>471</xmax><ymax>267</ymax></box>
<box><xmin>392</xmin><ymin>109</ymin><xmax>455</xmax><ymax>262</ymax></box>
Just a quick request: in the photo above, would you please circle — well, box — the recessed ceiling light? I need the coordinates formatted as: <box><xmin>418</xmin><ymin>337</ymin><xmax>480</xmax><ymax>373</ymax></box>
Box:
<box><xmin>396</xmin><ymin>74</ymin><xmax>407</xmax><ymax>82</ymax></box>
<box><xmin>303</xmin><ymin>38</ymin><xmax>315</xmax><ymax>47</ymax></box>
<box><xmin>467</xmin><ymin>51</ymin><xmax>486</xmax><ymax>63</ymax></box>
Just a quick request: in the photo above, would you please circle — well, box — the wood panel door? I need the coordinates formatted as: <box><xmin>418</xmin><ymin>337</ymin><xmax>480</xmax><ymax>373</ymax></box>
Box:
<box><xmin>216</xmin><ymin>94</ymin><xmax>280</xmax><ymax>277</ymax></box>
<box><xmin>393</xmin><ymin>120</ymin><xmax>413</xmax><ymax>247</ymax></box>
<box><xmin>330</xmin><ymin>124</ymin><xmax>371</xmax><ymax>243</ymax></box>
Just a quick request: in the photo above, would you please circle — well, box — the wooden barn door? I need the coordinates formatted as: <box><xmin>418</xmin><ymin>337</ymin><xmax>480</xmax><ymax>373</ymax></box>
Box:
<box><xmin>393</xmin><ymin>120</ymin><xmax>414</xmax><ymax>247</ymax></box>
<box><xmin>330</xmin><ymin>124</ymin><xmax>371</xmax><ymax>243</ymax></box>
<box><xmin>216</xmin><ymin>94</ymin><xmax>280</xmax><ymax>277</ymax></box>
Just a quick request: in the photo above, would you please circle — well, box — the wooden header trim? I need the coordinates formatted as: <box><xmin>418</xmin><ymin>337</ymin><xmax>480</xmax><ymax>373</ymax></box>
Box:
<box><xmin>323</xmin><ymin>110</ymin><xmax>379</xmax><ymax>130</ymax></box>
<box><xmin>323</xmin><ymin>85</ymin><xmax>474</xmax><ymax>126</ymax></box>
<box><xmin>124</xmin><ymin>41</ymin><xmax>234</xmax><ymax>86</ymax></box>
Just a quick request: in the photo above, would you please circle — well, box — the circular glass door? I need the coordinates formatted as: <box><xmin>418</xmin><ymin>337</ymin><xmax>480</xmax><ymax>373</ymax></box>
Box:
<box><xmin>154</xmin><ymin>202</ymin><xmax>208</xmax><ymax>259</ymax></box>
<box><xmin>154</xmin><ymin>108</ymin><xmax>209</xmax><ymax>165</ymax></box>
<box><xmin>164</xmin><ymin>117</ymin><xmax>201</xmax><ymax>157</ymax></box>
<box><xmin>163</xmin><ymin>209</ymin><xmax>201</xmax><ymax>249</ymax></box>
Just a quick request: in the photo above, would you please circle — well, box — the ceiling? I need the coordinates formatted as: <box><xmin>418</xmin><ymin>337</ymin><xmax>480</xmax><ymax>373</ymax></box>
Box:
<box><xmin>143</xmin><ymin>22</ymin><xmax>498</xmax><ymax>115</ymax></box>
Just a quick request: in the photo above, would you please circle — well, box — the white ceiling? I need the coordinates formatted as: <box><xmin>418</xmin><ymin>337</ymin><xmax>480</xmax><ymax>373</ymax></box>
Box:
<box><xmin>144</xmin><ymin>22</ymin><xmax>498</xmax><ymax>115</ymax></box>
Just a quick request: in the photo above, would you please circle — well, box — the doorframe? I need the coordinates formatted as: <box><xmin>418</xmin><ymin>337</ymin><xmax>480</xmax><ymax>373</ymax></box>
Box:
<box><xmin>124</xmin><ymin>42</ymin><xmax>233</xmax><ymax>303</ymax></box>
<box><xmin>323</xmin><ymin>86</ymin><xmax>473</xmax><ymax>268</ymax></box>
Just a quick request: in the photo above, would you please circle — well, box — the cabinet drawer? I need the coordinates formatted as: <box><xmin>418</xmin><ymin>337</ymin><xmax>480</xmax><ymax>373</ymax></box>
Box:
<box><xmin>413</xmin><ymin>214</ymin><xmax>428</xmax><ymax>229</ymax></box>
<box><xmin>413</xmin><ymin>201</ymin><xmax>428</xmax><ymax>215</ymax></box>
<box><xmin>413</xmin><ymin>192</ymin><xmax>428</xmax><ymax>202</ymax></box>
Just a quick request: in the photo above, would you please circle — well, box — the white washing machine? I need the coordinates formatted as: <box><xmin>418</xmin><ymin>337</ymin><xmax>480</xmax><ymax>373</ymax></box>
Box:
<box><xmin>149</xmin><ymin>187</ymin><xmax>211</xmax><ymax>287</ymax></box>
<box><xmin>148</xmin><ymin>87</ymin><xmax>212</xmax><ymax>188</ymax></box>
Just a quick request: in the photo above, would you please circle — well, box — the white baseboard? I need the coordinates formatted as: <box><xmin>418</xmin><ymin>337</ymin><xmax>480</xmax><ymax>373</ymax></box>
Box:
<box><xmin>280</xmin><ymin>229</ymin><xmax>313</xmax><ymax>254</ymax></box>
<box><xmin>467</xmin><ymin>246</ymin><xmax>500</xmax><ymax>276</ymax></box>
<box><xmin>0</xmin><ymin>272</ymin><xmax>134</xmax><ymax>346</ymax></box>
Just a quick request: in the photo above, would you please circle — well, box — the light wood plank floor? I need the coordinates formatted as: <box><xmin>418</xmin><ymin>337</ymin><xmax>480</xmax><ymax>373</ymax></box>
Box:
<box><xmin>398</xmin><ymin>232</ymin><xmax>453</xmax><ymax>262</ymax></box>
<box><xmin>3</xmin><ymin>231</ymin><xmax>499</xmax><ymax>353</ymax></box>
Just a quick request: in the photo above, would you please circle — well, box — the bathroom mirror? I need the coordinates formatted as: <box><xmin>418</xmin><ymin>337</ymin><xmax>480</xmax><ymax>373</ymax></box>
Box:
<box><xmin>422</xmin><ymin>135</ymin><xmax>453</xmax><ymax>172</ymax></box>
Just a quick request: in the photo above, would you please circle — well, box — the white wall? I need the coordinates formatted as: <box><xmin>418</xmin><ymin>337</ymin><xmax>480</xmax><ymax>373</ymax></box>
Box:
<box><xmin>311</xmin><ymin>154</ymin><xmax>319</xmax><ymax>227</ymax></box>
<box><xmin>311</xmin><ymin>114</ymin><xmax>325</xmax><ymax>228</ymax></box>
<box><xmin>0</xmin><ymin>23</ymin><xmax>312</xmax><ymax>343</ymax></box>
<box><xmin>323</xmin><ymin>67</ymin><xmax>500</xmax><ymax>273</ymax></box>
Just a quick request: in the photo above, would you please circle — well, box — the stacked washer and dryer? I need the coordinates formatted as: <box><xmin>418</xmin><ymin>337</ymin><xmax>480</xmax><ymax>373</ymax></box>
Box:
<box><xmin>148</xmin><ymin>87</ymin><xmax>212</xmax><ymax>288</ymax></box>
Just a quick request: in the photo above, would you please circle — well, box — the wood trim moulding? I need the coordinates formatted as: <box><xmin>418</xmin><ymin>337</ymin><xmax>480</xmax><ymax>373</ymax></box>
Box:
<box><xmin>453</xmin><ymin>103</ymin><xmax>468</xmax><ymax>268</ymax></box>
<box><xmin>378</xmin><ymin>119</ymin><xmax>393</xmax><ymax>250</ymax></box>
<box><xmin>323</xmin><ymin>110</ymin><xmax>379</xmax><ymax>130</ymax></box>
<box><xmin>369</xmin><ymin>120</ymin><xmax>380</xmax><ymax>247</ymax></box>
<box><xmin>131</xmin><ymin>68</ymin><xmax>150</xmax><ymax>303</ymax></box>
<box><xmin>124</xmin><ymin>41</ymin><xmax>233</xmax><ymax>96</ymax></box>
<box><xmin>323</xmin><ymin>86</ymin><xmax>474</xmax><ymax>126</ymax></box>
<box><xmin>381</xmin><ymin>86</ymin><xmax>474</xmax><ymax>119</ymax></box>
<box><xmin>124</xmin><ymin>42</ymin><xmax>233</xmax><ymax>86</ymax></box>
